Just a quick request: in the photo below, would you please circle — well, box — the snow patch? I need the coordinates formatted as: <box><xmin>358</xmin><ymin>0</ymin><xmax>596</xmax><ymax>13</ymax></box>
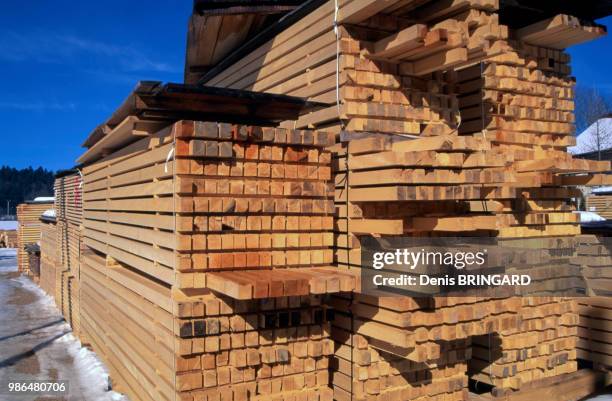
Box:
<box><xmin>6</xmin><ymin>267</ymin><xmax>128</xmax><ymax>401</ymax></box>
<box><xmin>32</xmin><ymin>196</ymin><xmax>55</xmax><ymax>202</ymax></box>
<box><xmin>0</xmin><ymin>248</ymin><xmax>17</xmax><ymax>273</ymax></box>
<box><xmin>56</xmin><ymin>334</ymin><xmax>127</xmax><ymax>401</ymax></box>
<box><xmin>0</xmin><ymin>220</ymin><xmax>17</xmax><ymax>230</ymax></box>
<box><xmin>574</xmin><ymin>211</ymin><xmax>606</xmax><ymax>223</ymax></box>
<box><xmin>569</xmin><ymin>118</ymin><xmax>612</xmax><ymax>155</ymax></box>
<box><xmin>592</xmin><ymin>186</ymin><xmax>612</xmax><ymax>194</ymax></box>
<box><xmin>42</xmin><ymin>209</ymin><xmax>56</xmax><ymax>218</ymax></box>
<box><xmin>585</xmin><ymin>395</ymin><xmax>612</xmax><ymax>401</ymax></box>
<box><xmin>0</xmin><ymin>248</ymin><xmax>16</xmax><ymax>257</ymax></box>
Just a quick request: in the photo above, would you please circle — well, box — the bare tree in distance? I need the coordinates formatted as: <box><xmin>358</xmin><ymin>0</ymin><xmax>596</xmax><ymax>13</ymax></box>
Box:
<box><xmin>574</xmin><ymin>86</ymin><xmax>612</xmax><ymax>159</ymax></box>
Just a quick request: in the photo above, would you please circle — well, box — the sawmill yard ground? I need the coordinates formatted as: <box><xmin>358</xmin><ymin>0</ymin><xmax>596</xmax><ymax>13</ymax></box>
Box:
<box><xmin>0</xmin><ymin>249</ymin><xmax>127</xmax><ymax>401</ymax></box>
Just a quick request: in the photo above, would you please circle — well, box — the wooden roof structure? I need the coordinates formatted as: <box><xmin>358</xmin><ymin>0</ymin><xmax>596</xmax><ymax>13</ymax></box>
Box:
<box><xmin>184</xmin><ymin>0</ymin><xmax>316</xmax><ymax>83</ymax></box>
<box><xmin>79</xmin><ymin>81</ymin><xmax>326</xmax><ymax>163</ymax></box>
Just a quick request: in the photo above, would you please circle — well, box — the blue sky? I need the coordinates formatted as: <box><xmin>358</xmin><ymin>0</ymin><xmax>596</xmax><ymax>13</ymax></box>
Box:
<box><xmin>0</xmin><ymin>0</ymin><xmax>187</xmax><ymax>171</ymax></box>
<box><xmin>0</xmin><ymin>5</ymin><xmax>611</xmax><ymax>171</ymax></box>
<box><xmin>568</xmin><ymin>16</ymin><xmax>612</xmax><ymax>94</ymax></box>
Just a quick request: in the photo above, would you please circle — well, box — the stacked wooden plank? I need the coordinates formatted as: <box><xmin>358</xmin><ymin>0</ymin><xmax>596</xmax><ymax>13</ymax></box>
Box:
<box><xmin>438</xmin><ymin>39</ymin><xmax>610</xmax><ymax>395</ymax></box>
<box><xmin>173</xmin><ymin>120</ymin><xmax>356</xmax><ymax>298</ymax></box>
<box><xmin>16</xmin><ymin>200</ymin><xmax>54</xmax><ymax>275</ymax></box>
<box><xmin>81</xmin><ymin>248</ymin><xmax>335</xmax><ymax>401</ymax></box>
<box><xmin>586</xmin><ymin>195</ymin><xmax>612</xmax><ymax>219</ymax></box>
<box><xmin>331</xmin><ymin>294</ymin><xmax>521</xmax><ymax>401</ymax></box>
<box><xmin>516</xmin><ymin>14</ymin><xmax>607</xmax><ymax>50</ymax></box>
<box><xmin>82</xmin><ymin>119</ymin><xmax>355</xmax><ymax>300</ymax></box>
<box><xmin>329</xmin><ymin>79</ymin><xmax>596</xmax><ymax>395</ymax></box>
<box><xmin>469</xmin><ymin>297</ymin><xmax>579</xmax><ymax>393</ymax></box>
<box><xmin>77</xmin><ymin>99</ymin><xmax>363</xmax><ymax>401</ymax></box>
<box><xmin>0</xmin><ymin>228</ymin><xmax>17</xmax><ymax>248</ymax></box>
<box><xmin>577</xmin><ymin>297</ymin><xmax>612</xmax><ymax>368</ymax></box>
<box><xmin>573</xmin><ymin>235</ymin><xmax>612</xmax><ymax>368</ymax></box>
<box><xmin>54</xmin><ymin>171</ymin><xmax>84</xmax><ymax>339</ymax></box>
<box><xmin>197</xmin><ymin>0</ymin><xmax>610</xmax><ymax>398</ymax></box>
<box><xmin>202</xmin><ymin>0</ymin><xmax>511</xmax><ymax>135</ymax></box>
<box><xmin>55</xmin><ymin>2</ymin><xmax>611</xmax><ymax>401</ymax></box>
<box><xmin>39</xmin><ymin>217</ymin><xmax>59</xmax><ymax>300</ymax></box>
<box><xmin>79</xmin><ymin>247</ymin><xmax>174</xmax><ymax>401</ymax></box>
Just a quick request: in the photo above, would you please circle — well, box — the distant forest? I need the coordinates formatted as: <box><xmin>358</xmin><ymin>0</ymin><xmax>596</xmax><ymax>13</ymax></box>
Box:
<box><xmin>0</xmin><ymin>166</ymin><xmax>55</xmax><ymax>217</ymax></box>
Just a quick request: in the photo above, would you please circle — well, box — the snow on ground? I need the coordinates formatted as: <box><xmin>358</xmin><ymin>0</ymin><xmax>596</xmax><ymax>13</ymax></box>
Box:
<box><xmin>42</xmin><ymin>209</ymin><xmax>56</xmax><ymax>218</ymax></box>
<box><xmin>0</xmin><ymin>248</ymin><xmax>16</xmax><ymax>258</ymax></box>
<box><xmin>0</xmin><ymin>221</ymin><xmax>17</xmax><ymax>230</ymax></box>
<box><xmin>593</xmin><ymin>186</ymin><xmax>612</xmax><ymax>195</ymax></box>
<box><xmin>586</xmin><ymin>395</ymin><xmax>612</xmax><ymax>401</ymax></box>
<box><xmin>0</xmin><ymin>248</ymin><xmax>17</xmax><ymax>273</ymax></box>
<box><xmin>574</xmin><ymin>211</ymin><xmax>607</xmax><ymax>223</ymax></box>
<box><xmin>0</xmin><ymin>252</ymin><xmax>128</xmax><ymax>400</ymax></box>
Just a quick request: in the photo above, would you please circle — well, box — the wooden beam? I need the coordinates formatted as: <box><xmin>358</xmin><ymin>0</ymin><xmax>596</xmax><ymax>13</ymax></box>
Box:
<box><xmin>338</xmin><ymin>0</ymin><xmax>403</xmax><ymax>24</ymax></box>
<box><xmin>370</xmin><ymin>24</ymin><xmax>428</xmax><ymax>59</ymax></box>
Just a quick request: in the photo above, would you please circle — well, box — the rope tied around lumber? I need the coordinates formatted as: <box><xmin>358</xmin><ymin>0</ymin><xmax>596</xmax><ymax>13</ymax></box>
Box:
<box><xmin>165</xmin><ymin>145</ymin><xmax>175</xmax><ymax>174</ymax></box>
<box><xmin>75</xmin><ymin>168</ymin><xmax>83</xmax><ymax>189</ymax></box>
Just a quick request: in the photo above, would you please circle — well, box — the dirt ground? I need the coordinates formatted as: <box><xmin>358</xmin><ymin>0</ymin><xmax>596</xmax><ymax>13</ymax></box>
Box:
<box><xmin>0</xmin><ymin>249</ymin><xmax>126</xmax><ymax>401</ymax></box>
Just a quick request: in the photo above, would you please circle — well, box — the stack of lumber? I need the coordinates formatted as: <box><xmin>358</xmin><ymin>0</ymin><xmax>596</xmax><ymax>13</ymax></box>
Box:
<box><xmin>77</xmin><ymin>80</ymin><xmax>358</xmax><ymax>401</ymax></box>
<box><xmin>55</xmin><ymin>171</ymin><xmax>83</xmax><ymax>273</ymax></box>
<box><xmin>195</xmin><ymin>0</ymin><xmax>611</xmax><ymax>398</ymax></box>
<box><xmin>0</xmin><ymin>229</ymin><xmax>17</xmax><ymax>248</ymax></box>
<box><xmin>79</xmin><ymin>247</ymin><xmax>175</xmax><ymax>401</ymax></box>
<box><xmin>516</xmin><ymin>14</ymin><xmax>606</xmax><ymax>49</ymax></box>
<box><xmin>60</xmin><ymin>2</ymin><xmax>612</xmax><ymax>400</ymax></box>
<box><xmin>16</xmin><ymin>200</ymin><xmax>54</xmax><ymax>275</ymax></box>
<box><xmin>39</xmin><ymin>217</ymin><xmax>59</xmax><ymax>300</ymax></box>
<box><xmin>573</xmin><ymin>235</ymin><xmax>612</xmax><ymax>368</ymax></box>
<box><xmin>202</xmin><ymin>0</ymin><xmax>510</xmax><ymax>135</ymax></box>
<box><xmin>577</xmin><ymin>296</ymin><xmax>612</xmax><ymax>369</ymax></box>
<box><xmin>173</xmin><ymin>120</ymin><xmax>356</xmax><ymax>298</ymax></box>
<box><xmin>572</xmin><ymin>234</ymin><xmax>612</xmax><ymax>297</ymax></box>
<box><xmin>331</xmin><ymin>295</ymin><xmax>520</xmax><ymax>401</ymax></box>
<box><xmin>330</xmin><ymin>44</ymin><xmax>607</xmax><ymax>396</ymax></box>
<box><xmin>586</xmin><ymin>195</ymin><xmax>612</xmax><ymax>219</ymax></box>
<box><xmin>82</xmin><ymin>119</ymin><xmax>355</xmax><ymax>300</ymax></box>
<box><xmin>469</xmin><ymin>297</ymin><xmax>579</xmax><ymax>393</ymax></box>
<box><xmin>82</xmin><ymin>248</ymin><xmax>334</xmax><ymax>401</ymax></box>
<box><xmin>54</xmin><ymin>171</ymin><xmax>84</xmax><ymax>339</ymax></box>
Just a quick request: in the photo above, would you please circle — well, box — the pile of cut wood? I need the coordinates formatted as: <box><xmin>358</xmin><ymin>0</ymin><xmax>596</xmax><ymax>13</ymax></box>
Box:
<box><xmin>25</xmin><ymin>1</ymin><xmax>612</xmax><ymax>401</ymax></box>
<box><xmin>69</xmin><ymin>84</ymin><xmax>357</xmax><ymax>401</ymax></box>
<box><xmin>17</xmin><ymin>200</ymin><xmax>54</xmax><ymax>276</ymax></box>
<box><xmin>39</xmin><ymin>217</ymin><xmax>58</xmax><ymax>299</ymax></box>
<box><xmin>54</xmin><ymin>171</ymin><xmax>84</xmax><ymax>337</ymax></box>
<box><xmin>574</xmin><ymin>235</ymin><xmax>612</xmax><ymax>368</ymax></box>
<box><xmin>197</xmin><ymin>0</ymin><xmax>611</xmax><ymax>398</ymax></box>
<box><xmin>586</xmin><ymin>194</ymin><xmax>612</xmax><ymax>220</ymax></box>
<box><xmin>0</xmin><ymin>228</ymin><xmax>17</xmax><ymax>248</ymax></box>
